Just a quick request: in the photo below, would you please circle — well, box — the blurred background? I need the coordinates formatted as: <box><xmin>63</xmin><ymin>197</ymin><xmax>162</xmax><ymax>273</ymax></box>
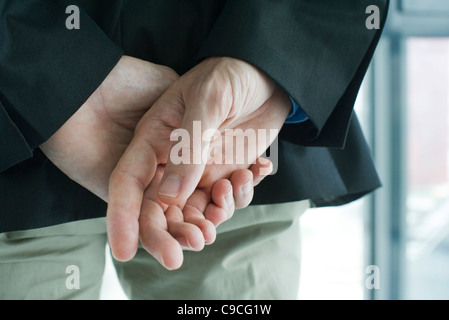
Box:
<box><xmin>100</xmin><ymin>0</ymin><xmax>449</xmax><ymax>300</ymax></box>
<box><xmin>298</xmin><ymin>0</ymin><xmax>449</xmax><ymax>300</ymax></box>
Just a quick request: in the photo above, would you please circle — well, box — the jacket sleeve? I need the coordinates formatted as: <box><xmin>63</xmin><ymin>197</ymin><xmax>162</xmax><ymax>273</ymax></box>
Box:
<box><xmin>196</xmin><ymin>0</ymin><xmax>389</xmax><ymax>148</ymax></box>
<box><xmin>0</xmin><ymin>0</ymin><xmax>123</xmax><ymax>172</ymax></box>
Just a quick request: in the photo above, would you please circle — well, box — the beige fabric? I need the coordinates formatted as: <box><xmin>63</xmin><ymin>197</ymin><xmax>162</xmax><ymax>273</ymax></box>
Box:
<box><xmin>0</xmin><ymin>201</ymin><xmax>309</xmax><ymax>300</ymax></box>
<box><xmin>114</xmin><ymin>200</ymin><xmax>309</xmax><ymax>300</ymax></box>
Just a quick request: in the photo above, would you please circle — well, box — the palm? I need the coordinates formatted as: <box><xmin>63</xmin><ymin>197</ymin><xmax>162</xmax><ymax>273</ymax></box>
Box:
<box><xmin>137</xmin><ymin>84</ymin><xmax>290</xmax><ymax>190</ymax></box>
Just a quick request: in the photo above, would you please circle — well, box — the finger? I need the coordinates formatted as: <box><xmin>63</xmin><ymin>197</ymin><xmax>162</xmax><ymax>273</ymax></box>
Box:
<box><xmin>139</xmin><ymin>198</ymin><xmax>184</xmax><ymax>270</ymax></box>
<box><xmin>106</xmin><ymin>138</ymin><xmax>158</xmax><ymax>262</ymax></box>
<box><xmin>229</xmin><ymin>169</ymin><xmax>254</xmax><ymax>209</ymax></box>
<box><xmin>157</xmin><ymin>89</ymin><xmax>223</xmax><ymax>208</ymax></box>
<box><xmin>138</xmin><ymin>169</ymin><xmax>187</xmax><ymax>270</ymax></box>
<box><xmin>183</xmin><ymin>190</ymin><xmax>217</xmax><ymax>245</ymax></box>
<box><xmin>250</xmin><ymin>157</ymin><xmax>273</xmax><ymax>186</ymax></box>
<box><xmin>138</xmin><ymin>170</ymin><xmax>204</xmax><ymax>268</ymax></box>
<box><xmin>204</xmin><ymin>179</ymin><xmax>235</xmax><ymax>227</ymax></box>
<box><xmin>165</xmin><ymin>206</ymin><xmax>205</xmax><ymax>251</ymax></box>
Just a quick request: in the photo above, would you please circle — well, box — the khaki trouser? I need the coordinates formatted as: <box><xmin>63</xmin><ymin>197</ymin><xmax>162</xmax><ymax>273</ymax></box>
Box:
<box><xmin>0</xmin><ymin>200</ymin><xmax>309</xmax><ymax>300</ymax></box>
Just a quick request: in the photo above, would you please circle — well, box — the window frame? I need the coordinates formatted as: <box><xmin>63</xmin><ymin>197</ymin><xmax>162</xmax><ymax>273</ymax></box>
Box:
<box><xmin>364</xmin><ymin>0</ymin><xmax>449</xmax><ymax>300</ymax></box>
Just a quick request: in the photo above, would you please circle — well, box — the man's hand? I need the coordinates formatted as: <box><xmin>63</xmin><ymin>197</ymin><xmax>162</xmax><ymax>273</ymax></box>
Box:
<box><xmin>40</xmin><ymin>56</ymin><xmax>179</xmax><ymax>201</ymax></box>
<box><xmin>107</xmin><ymin>57</ymin><xmax>292</xmax><ymax>269</ymax></box>
<box><xmin>40</xmin><ymin>55</ymin><xmax>265</xmax><ymax>269</ymax></box>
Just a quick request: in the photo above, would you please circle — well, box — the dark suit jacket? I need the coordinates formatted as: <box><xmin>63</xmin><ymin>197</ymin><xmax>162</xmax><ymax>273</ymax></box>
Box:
<box><xmin>0</xmin><ymin>0</ymin><xmax>389</xmax><ymax>233</ymax></box>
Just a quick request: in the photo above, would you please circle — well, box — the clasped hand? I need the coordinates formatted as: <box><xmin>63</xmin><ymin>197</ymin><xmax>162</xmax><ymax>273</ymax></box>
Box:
<box><xmin>40</xmin><ymin>56</ymin><xmax>291</xmax><ymax>270</ymax></box>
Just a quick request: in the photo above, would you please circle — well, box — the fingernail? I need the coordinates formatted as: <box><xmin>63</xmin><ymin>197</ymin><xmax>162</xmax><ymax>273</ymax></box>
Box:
<box><xmin>180</xmin><ymin>238</ymin><xmax>195</xmax><ymax>251</ymax></box>
<box><xmin>156</xmin><ymin>255</ymin><xmax>175</xmax><ymax>270</ymax></box>
<box><xmin>225</xmin><ymin>190</ymin><xmax>234</xmax><ymax>207</ymax></box>
<box><xmin>156</xmin><ymin>255</ymin><xmax>166</xmax><ymax>268</ymax></box>
<box><xmin>253</xmin><ymin>176</ymin><xmax>263</xmax><ymax>186</ymax></box>
<box><xmin>158</xmin><ymin>175</ymin><xmax>181</xmax><ymax>198</ymax></box>
<box><xmin>241</xmin><ymin>180</ymin><xmax>252</xmax><ymax>195</ymax></box>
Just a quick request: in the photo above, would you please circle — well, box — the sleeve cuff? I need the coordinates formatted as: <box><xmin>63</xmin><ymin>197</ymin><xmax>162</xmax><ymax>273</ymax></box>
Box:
<box><xmin>285</xmin><ymin>97</ymin><xmax>308</xmax><ymax>124</ymax></box>
<box><xmin>0</xmin><ymin>101</ymin><xmax>33</xmax><ymax>173</ymax></box>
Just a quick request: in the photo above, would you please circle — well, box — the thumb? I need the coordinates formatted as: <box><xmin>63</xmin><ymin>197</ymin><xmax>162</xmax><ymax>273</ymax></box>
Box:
<box><xmin>157</xmin><ymin>93</ymin><xmax>225</xmax><ymax>207</ymax></box>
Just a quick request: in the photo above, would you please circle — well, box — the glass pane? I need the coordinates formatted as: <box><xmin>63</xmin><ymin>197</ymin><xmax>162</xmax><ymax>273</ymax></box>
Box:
<box><xmin>405</xmin><ymin>37</ymin><xmax>449</xmax><ymax>299</ymax></box>
<box><xmin>298</xmin><ymin>200</ymin><xmax>365</xmax><ymax>300</ymax></box>
<box><xmin>298</xmin><ymin>86</ymin><xmax>369</xmax><ymax>300</ymax></box>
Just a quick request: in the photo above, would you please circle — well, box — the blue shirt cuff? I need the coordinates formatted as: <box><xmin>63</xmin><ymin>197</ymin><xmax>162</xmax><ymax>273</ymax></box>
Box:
<box><xmin>285</xmin><ymin>97</ymin><xmax>308</xmax><ymax>124</ymax></box>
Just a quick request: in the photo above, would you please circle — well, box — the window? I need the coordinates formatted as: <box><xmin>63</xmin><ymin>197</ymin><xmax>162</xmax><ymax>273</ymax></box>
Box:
<box><xmin>298</xmin><ymin>86</ymin><xmax>370</xmax><ymax>300</ymax></box>
<box><xmin>367</xmin><ymin>0</ymin><xmax>449</xmax><ymax>299</ymax></box>
<box><xmin>405</xmin><ymin>37</ymin><xmax>449</xmax><ymax>299</ymax></box>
